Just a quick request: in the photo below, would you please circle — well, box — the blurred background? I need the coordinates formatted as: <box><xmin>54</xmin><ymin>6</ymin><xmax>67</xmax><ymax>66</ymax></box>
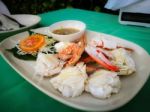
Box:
<box><xmin>2</xmin><ymin>0</ymin><xmax>118</xmax><ymax>15</ymax></box>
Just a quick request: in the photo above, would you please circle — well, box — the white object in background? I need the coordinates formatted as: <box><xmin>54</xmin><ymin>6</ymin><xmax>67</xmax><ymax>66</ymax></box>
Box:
<box><xmin>0</xmin><ymin>14</ymin><xmax>41</xmax><ymax>34</ymax></box>
<box><xmin>105</xmin><ymin>0</ymin><xmax>150</xmax><ymax>27</ymax></box>
<box><xmin>0</xmin><ymin>0</ymin><xmax>10</xmax><ymax>15</ymax></box>
<box><xmin>104</xmin><ymin>0</ymin><xmax>141</xmax><ymax>10</ymax></box>
<box><xmin>119</xmin><ymin>0</ymin><xmax>150</xmax><ymax>27</ymax></box>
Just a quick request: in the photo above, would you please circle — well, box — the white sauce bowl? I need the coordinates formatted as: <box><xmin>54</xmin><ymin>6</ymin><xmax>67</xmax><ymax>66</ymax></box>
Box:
<box><xmin>49</xmin><ymin>20</ymin><xmax>86</xmax><ymax>42</ymax></box>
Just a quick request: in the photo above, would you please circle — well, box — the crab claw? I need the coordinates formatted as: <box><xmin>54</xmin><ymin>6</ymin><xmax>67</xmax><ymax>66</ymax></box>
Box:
<box><xmin>85</xmin><ymin>45</ymin><xmax>119</xmax><ymax>72</ymax></box>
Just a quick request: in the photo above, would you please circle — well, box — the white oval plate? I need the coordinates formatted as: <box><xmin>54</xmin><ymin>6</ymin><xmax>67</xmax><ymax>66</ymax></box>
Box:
<box><xmin>0</xmin><ymin>30</ymin><xmax>150</xmax><ymax>112</ymax></box>
<box><xmin>0</xmin><ymin>14</ymin><xmax>41</xmax><ymax>34</ymax></box>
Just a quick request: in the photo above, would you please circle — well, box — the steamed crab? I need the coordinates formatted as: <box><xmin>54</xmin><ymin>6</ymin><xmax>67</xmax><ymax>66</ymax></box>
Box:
<box><xmin>34</xmin><ymin>33</ymin><xmax>136</xmax><ymax>98</ymax></box>
<box><xmin>85</xmin><ymin>37</ymin><xmax>136</xmax><ymax>75</ymax></box>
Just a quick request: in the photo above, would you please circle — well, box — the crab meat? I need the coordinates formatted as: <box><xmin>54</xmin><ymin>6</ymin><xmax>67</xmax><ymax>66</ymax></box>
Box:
<box><xmin>85</xmin><ymin>70</ymin><xmax>121</xmax><ymax>99</ymax></box>
<box><xmin>50</xmin><ymin>62</ymin><xmax>87</xmax><ymax>97</ymax></box>
<box><xmin>90</xmin><ymin>38</ymin><xmax>133</xmax><ymax>51</ymax></box>
<box><xmin>85</xmin><ymin>45</ymin><xmax>119</xmax><ymax>71</ymax></box>
<box><xmin>35</xmin><ymin>53</ymin><xmax>65</xmax><ymax>77</ymax></box>
<box><xmin>111</xmin><ymin>48</ymin><xmax>136</xmax><ymax>75</ymax></box>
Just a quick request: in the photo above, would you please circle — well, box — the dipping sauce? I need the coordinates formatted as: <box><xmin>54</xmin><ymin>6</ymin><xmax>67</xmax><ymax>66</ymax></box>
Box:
<box><xmin>53</xmin><ymin>28</ymin><xmax>79</xmax><ymax>35</ymax></box>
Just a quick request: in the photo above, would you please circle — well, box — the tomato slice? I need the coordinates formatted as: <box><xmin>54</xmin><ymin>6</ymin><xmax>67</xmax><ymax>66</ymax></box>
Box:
<box><xmin>19</xmin><ymin>34</ymin><xmax>45</xmax><ymax>53</ymax></box>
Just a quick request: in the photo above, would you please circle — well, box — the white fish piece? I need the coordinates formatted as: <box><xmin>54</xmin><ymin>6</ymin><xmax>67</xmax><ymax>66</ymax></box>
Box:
<box><xmin>50</xmin><ymin>62</ymin><xmax>87</xmax><ymax>97</ymax></box>
<box><xmin>85</xmin><ymin>70</ymin><xmax>121</xmax><ymax>99</ymax></box>
<box><xmin>54</xmin><ymin>42</ymin><xmax>71</xmax><ymax>52</ymax></box>
<box><xmin>35</xmin><ymin>53</ymin><xmax>64</xmax><ymax>77</ymax></box>
<box><xmin>111</xmin><ymin>48</ymin><xmax>136</xmax><ymax>75</ymax></box>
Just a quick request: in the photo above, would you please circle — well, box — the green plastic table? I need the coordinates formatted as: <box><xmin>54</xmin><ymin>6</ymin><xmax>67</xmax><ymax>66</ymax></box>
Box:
<box><xmin>0</xmin><ymin>9</ymin><xmax>150</xmax><ymax>112</ymax></box>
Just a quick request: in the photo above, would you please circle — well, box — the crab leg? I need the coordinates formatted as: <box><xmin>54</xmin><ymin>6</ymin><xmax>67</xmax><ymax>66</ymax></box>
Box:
<box><xmin>85</xmin><ymin>46</ymin><xmax>119</xmax><ymax>71</ymax></box>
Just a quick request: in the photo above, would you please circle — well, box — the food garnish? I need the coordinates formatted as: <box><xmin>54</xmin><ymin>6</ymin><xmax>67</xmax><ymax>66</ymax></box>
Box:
<box><xmin>7</xmin><ymin>47</ymin><xmax>37</xmax><ymax>60</ymax></box>
<box><xmin>7</xmin><ymin>31</ymin><xmax>57</xmax><ymax>60</ymax></box>
<box><xmin>19</xmin><ymin>34</ymin><xmax>45</xmax><ymax>53</ymax></box>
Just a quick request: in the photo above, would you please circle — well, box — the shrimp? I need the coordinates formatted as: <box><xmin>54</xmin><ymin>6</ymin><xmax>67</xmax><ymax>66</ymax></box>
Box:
<box><xmin>58</xmin><ymin>35</ymin><xmax>86</xmax><ymax>66</ymax></box>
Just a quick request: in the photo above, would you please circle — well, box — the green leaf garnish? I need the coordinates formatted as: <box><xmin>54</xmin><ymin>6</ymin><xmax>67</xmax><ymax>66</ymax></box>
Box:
<box><xmin>7</xmin><ymin>47</ymin><xmax>37</xmax><ymax>60</ymax></box>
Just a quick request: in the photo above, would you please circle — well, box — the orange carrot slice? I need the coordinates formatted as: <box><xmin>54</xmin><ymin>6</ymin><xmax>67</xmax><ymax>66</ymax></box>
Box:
<box><xmin>19</xmin><ymin>34</ymin><xmax>45</xmax><ymax>53</ymax></box>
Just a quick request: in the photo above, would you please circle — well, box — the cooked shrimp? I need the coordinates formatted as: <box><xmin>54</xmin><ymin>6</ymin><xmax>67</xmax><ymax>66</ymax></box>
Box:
<box><xmin>58</xmin><ymin>35</ymin><xmax>86</xmax><ymax>66</ymax></box>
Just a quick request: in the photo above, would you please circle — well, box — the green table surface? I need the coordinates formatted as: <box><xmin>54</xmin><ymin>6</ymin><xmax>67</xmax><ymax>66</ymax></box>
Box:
<box><xmin>0</xmin><ymin>9</ymin><xmax>150</xmax><ymax>112</ymax></box>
